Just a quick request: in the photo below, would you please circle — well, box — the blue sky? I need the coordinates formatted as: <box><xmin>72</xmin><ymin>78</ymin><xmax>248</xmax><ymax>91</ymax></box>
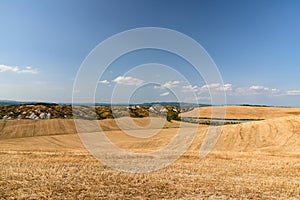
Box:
<box><xmin>0</xmin><ymin>0</ymin><xmax>300</xmax><ymax>106</ymax></box>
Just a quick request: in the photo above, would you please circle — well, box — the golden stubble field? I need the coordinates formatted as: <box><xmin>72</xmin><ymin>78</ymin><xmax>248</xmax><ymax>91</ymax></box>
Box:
<box><xmin>0</xmin><ymin>106</ymin><xmax>300</xmax><ymax>199</ymax></box>
<box><xmin>180</xmin><ymin>105</ymin><xmax>300</xmax><ymax>119</ymax></box>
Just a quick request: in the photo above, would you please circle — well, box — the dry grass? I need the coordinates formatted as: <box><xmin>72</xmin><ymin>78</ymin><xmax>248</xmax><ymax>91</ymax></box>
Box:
<box><xmin>180</xmin><ymin>105</ymin><xmax>300</xmax><ymax>119</ymax></box>
<box><xmin>0</xmin><ymin>119</ymin><xmax>76</xmax><ymax>139</ymax></box>
<box><xmin>1</xmin><ymin>107</ymin><xmax>300</xmax><ymax>199</ymax></box>
<box><xmin>0</xmin><ymin>137</ymin><xmax>299</xmax><ymax>199</ymax></box>
<box><xmin>0</xmin><ymin>117</ymin><xmax>188</xmax><ymax>140</ymax></box>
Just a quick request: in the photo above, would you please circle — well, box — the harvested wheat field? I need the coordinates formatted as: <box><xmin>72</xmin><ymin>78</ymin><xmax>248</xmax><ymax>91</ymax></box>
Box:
<box><xmin>1</xmin><ymin>107</ymin><xmax>300</xmax><ymax>199</ymax></box>
<box><xmin>180</xmin><ymin>105</ymin><xmax>300</xmax><ymax>119</ymax></box>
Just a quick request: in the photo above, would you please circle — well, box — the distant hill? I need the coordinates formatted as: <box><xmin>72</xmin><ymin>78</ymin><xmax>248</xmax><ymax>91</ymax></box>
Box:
<box><xmin>0</xmin><ymin>100</ymin><xmax>58</xmax><ymax>106</ymax></box>
<box><xmin>140</xmin><ymin>102</ymin><xmax>210</xmax><ymax>107</ymax></box>
<box><xmin>0</xmin><ymin>100</ymin><xmax>31</xmax><ymax>106</ymax></box>
<box><xmin>0</xmin><ymin>100</ymin><xmax>210</xmax><ymax>107</ymax></box>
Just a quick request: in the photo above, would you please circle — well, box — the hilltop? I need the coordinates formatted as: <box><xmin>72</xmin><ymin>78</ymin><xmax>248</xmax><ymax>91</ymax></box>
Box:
<box><xmin>0</xmin><ymin>104</ymin><xmax>185</xmax><ymax>121</ymax></box>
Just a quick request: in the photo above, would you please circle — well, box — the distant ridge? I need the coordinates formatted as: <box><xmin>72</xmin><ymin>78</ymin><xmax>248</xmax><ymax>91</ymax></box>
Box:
<box><xmin>0</xmin><ymin>100</ymin><xmax>58</xmax><ymax>106</ymax></box>
<box><xmin>1</xmin><ymin>100</ymin><xmax>296</xmax><ymax>108</ymax></box>
<box><xmin>0</xmin><ymin>100</ymin><xmax>210</xmax><ymax>107</ymax></box>
<box><xmin>140</xmin><ymin>102</ymin><xmax>210</xmax><ymax>107</ymax></box>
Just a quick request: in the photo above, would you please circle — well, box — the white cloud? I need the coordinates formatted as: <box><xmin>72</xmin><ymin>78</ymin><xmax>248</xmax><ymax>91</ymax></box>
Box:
<box><xmin>231</xmin><ymin>85</ymin><xmax>283</xmax><ymax>97</ymax></box>
<box><xmin>200</xmin><ymin>83</ymin><xmax>232</xmax><ymax>91</ymax></box>
<box><xmin>99</xmin><ymin>80</ymin><xmax>110</xmax><ymax>84</ymax></box>
<box><xmin>0</xmin><ymin>64</ymin><xmax>18</xmax><ymax>72</ymax></box>
<box><xmin>155</xmin><ymin>80</ymin><xmax>180</xmax><ymax>89</ymax></box>
<box><xmin>223</xmin><ymin>84</ymin><xmax>233</xmax><ymax>91</ymax></box>
<box><xmin>286</xmin><ymin>90</ymin><xmax>300</xmax><ymax>96</ymax></box>
<box><xmin>233</xmin><ymin>86</ymin><xmax>300</xmax><ymax>97</ymax></box>
<box><xmin>163</xmin><ymin>80</ymin><xmax>180</xmax><ymax>88</ymax></box>
<box><xmin>182</xmin><ymin>85</ymin><xmax>199</xmax><ymax>92</ymax></box>
<box><xmin>270</xmin><ymin>88</ymin><xmax>281</xmax><ymax>95</ymax></box>
<box><xmin>201</xmin><ymin>83</ymin><xmax>221</xmax><ymax>90</ymax></box>
<box><xmin>0</xmin><ymin>64</ymin><xmax>38</xmax><ymax>74</ymax></box>
<box><xmin>249</xmin><ymin>85</ymin><xmax>269</xmax><ymax>91</ymax></box>
<box><xmin>160</xmin><ymin>92</ymin><xmax>170</xmax><ymax>96</ymax></box>
<box><xmin>18</xmin><ymin>68</ymin><xmax>38</xmax><ymax>74</ymax></box>
<box><xmin>113</xmin><ymin>76</ymin><xmax>144</xmax><ymax>86</ymax></box>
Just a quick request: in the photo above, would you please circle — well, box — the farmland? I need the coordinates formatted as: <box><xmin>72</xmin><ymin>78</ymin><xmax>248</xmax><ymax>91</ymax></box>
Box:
<box><xmin>0</xmin><ymin>106</ymin><xmax>300</xmax><ymax>199</ymax></box>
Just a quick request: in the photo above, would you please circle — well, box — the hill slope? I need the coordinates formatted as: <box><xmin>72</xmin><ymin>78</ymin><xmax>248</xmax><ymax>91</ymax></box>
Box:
<box><xmin>213</xmin><ymin>116</ymin><xmax>300</xmax><ymax>154</ymax></box>
<box><xmin>180</xmin><ymin>106</ymin><xmax>300</xmax><ymax>119</ymax></box>
<box><xmin>0</xmin><ymin>117</ymin><xmax>190</xmax><ymax>139</ymax></box>
<box><xmin>1</xmin><ymin>116</ymin><xmax>299</xmax><ymax>155</ymax></box>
